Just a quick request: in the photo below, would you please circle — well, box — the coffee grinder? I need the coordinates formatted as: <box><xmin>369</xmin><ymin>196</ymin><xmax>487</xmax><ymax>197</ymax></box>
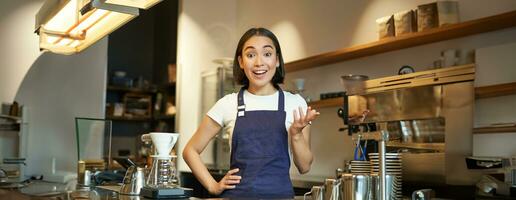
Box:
<box><xmin>140</xmin><ymin>132</ymin><xmax>192</xmax><ymax>199</ymax></box>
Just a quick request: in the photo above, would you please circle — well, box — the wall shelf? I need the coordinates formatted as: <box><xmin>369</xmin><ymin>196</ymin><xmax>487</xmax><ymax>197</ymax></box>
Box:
<box><xmin>475</xmin><ymin>82</ymin><xmax>516</xmax><ymax>99</ymax></box>
<box><xmin>309</xmin><ymin>81</ymin><xmax>516</xmax><ymax>109</ymax></box>
<box><xmin>473</xmin><ymin>125</ymin><xmax>516</xmax><ymax>134</ymax></box>
<box><xmin>285</xmin><ymin>10</ymin><xmax>516</xmax><ymax>72</ymax></box>
<box><xmin>308</xmin><ymin>98</ymin><xmax>342</xmax><ymax>109</ymax></box>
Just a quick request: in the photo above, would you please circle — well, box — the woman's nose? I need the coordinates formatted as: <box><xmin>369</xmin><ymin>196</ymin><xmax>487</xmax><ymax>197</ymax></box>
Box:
<box><xmin>254</xmin><ymin>56</ymin><xmax>264</xmax><ymax>67</ymax></box>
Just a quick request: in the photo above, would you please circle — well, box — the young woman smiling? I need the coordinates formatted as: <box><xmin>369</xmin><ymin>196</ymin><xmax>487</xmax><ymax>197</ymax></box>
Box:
<box><xmin>183</xmin><ymin>27</ymin><xmax>320</xmax><ymax>198</ymax></box>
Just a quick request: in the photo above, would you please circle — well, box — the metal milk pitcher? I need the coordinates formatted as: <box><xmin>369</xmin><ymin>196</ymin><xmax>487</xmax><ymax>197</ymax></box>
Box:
<box><xmin>324</xmin><ymin>178</ymin><xmax>342</xmax><ymax>200</ymax></box>
<box><xmin>120</xmin><ymin>166</ymin><xmax>145</xmax><ymax>195</ymax></box>
<box><xmin>304</xmin><ymin>185</ymin><xmax>324</xmax><ymax>200</ymax></box>
<box><xmin>342</xmin><ymin>173</ymin><xmax>372</xmax><ymax>200</ymax></box>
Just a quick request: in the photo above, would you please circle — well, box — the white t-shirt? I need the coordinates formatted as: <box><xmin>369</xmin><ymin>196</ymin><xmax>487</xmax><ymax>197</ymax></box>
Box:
<box><xmin>207</xmin><ymin>89</ymin><xmax>308</xmax><ymax>150</ymax></box>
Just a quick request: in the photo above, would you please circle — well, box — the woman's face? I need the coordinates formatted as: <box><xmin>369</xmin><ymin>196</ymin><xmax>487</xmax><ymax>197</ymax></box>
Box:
<box><xmin>238</xmin><ymin>36</ymin><xmax>279</xmax><ymax>89</ymax></box>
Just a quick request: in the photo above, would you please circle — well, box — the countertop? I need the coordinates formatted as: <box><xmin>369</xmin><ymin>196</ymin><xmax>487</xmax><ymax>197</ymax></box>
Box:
<box><xmin>3</xmin><ymin>180</ymin><xmax>514</xmax><ymax>200</ymax></box>
<box><xmin>0</xmin><ymin>181</ymin><xmax>305</xmax><ymax>200</ymax></box>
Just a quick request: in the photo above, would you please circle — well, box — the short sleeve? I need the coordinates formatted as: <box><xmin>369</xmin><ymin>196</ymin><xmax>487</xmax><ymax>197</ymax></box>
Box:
<box><xmin>206</xmin><ymin>95</ymin><xmax>231</xmax><ymax>126</ymax></box>
<box><xmin>293</xmin><ymin>93</ymin><xmax>308</xmax><ymax>112</ymax></box>
<box><xmin>285</xmin><ymin>93</ymin><xmax>309</xmax><ymax>127</ymax></box>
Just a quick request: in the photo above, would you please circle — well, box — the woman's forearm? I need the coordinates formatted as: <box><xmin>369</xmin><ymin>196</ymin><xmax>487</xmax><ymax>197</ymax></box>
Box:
<box><xmin>289</xmin><ymin>127</ymin><xmax>313</xmax><ymax>174</ymax></box>
<box><xmin>183</xmin><ymin>145</ymin><xmax>218</xmax><ymax>193</ymax></box>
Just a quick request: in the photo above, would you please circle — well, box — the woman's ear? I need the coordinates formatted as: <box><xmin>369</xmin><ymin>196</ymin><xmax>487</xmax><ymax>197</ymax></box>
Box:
<box><xmin>238</xmin><ymin>56</ymin><xmax>244</xmax><ymax>69</ymax></box>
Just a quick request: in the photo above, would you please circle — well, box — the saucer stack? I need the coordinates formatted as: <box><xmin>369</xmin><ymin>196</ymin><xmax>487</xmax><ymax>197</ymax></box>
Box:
<box><xmin>349</xmin><ymin>160</ymin><xmax>371</xmax><ymax>174</ymax></box>
<box><xmin>369</xmin><ymin>153</ymin><xmax>402</xmax><ymax>199</ymax></box>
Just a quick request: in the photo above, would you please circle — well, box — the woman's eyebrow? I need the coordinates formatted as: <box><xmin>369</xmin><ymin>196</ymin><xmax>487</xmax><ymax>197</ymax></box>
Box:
<box><xmin>263</xmin><ymin>45</ymin><xmax>274</xmax><ymax>49</ymax></box>
<box><xmin>243</xmin><ymin>46</ymin><xmax>256</xmax><ymax>51</ymax></box>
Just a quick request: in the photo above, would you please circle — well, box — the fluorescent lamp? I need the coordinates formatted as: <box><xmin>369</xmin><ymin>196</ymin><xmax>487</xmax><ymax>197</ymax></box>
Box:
<box><xmin>35</xmin><ymin>0</ymin><xmax>160</xmax><ymax>55</ymax></box>
<box><xmin>104</xmin><ymin>0</ymin><xmax>162</xmax><ymax>9</ymax></box>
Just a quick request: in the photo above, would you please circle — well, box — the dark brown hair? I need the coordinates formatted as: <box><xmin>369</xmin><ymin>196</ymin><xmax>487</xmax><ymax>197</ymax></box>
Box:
<box><xmin>233</xmin><ymin>27</ymin><xmax>285</xmax><ymax>88</ymax></box>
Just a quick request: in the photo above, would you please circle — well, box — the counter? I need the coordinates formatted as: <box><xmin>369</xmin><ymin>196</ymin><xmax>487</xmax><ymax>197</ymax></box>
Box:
<box><xmin>0</xmin><ymin>180</ymin><xmax>305</xmax><ymax>200</ymax></box>
<box><xmin>3</xmin><ymin>180</ymin><xmax>513</xmax><ymax>200</ymax></box>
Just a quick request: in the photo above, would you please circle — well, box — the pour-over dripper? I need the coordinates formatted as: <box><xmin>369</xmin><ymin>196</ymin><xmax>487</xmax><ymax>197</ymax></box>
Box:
<box><xmin>149</xmin><ymin>132</ymin><xmax>179</xmax><ymax>158</ymax></box>
<box><xmin>141</xmin><ymin>132</ymin><xmax>192</xmax><ymax>198</ymax></box>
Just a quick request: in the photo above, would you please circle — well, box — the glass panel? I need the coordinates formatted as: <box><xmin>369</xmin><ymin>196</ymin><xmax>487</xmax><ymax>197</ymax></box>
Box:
<box><xmin>105</xmin><ymin>0</ymin><xmax>162</xmax><ymax>9</ymax></box>
<box><xmin>75</xmin><ymin>118</ymin><xmax>112</xmax><ymax>165</ymax></box>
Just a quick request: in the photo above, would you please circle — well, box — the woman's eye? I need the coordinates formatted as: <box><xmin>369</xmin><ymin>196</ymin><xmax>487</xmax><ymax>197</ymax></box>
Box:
<box><xmin>264</xmin><ymin>52</ymin><xmax>272</xmax><ymax>57</ymax></box>
<box><xmin>246</xmin><ymin>53</ymin><xmax>255</xmax><ymax>58</ymax></box>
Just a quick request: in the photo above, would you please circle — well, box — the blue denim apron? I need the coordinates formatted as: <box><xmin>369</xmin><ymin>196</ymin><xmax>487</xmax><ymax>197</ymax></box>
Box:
<box><xmin>221</xmin><ymin>87</ymin><xmax>294</xmax><ymax>199</ymax></box>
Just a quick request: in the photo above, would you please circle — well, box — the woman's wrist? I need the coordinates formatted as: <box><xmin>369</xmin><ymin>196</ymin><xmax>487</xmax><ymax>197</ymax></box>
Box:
<box><xmin>206</xmin><ymin>179</ymin><xmax>220</xmax><ymax>194</ymax></box>
<box><xmin>289</xmin><ymin>127</ymin><xmax>304</xmax><ymax>140</ymax></box>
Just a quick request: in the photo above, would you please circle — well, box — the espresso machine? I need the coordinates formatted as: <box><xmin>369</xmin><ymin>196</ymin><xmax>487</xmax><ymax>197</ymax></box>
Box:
<box><xmin>337</xmin><ymin>64</ymin><xmax>479</xmax><ymax>186</ymax></box>
<box><xmin>140</xmin><ymin>132</ymin><xmax>192</xmax><ymax>199</ymax></box>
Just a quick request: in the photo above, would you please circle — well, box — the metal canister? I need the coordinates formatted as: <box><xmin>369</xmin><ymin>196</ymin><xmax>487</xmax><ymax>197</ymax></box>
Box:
<box><xmin>342</xmin><ymin>173</ymin><xmax>372</xmax><ymax>200</ymax></box>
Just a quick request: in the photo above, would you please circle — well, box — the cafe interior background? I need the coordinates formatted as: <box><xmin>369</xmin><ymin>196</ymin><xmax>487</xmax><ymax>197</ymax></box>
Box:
<box><xmin>1</xmin><ymin>0</ymin><xmax>516</xmax><ymax>198</ymax></box>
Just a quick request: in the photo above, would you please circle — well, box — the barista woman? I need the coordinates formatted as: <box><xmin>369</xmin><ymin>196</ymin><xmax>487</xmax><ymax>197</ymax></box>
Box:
<box><xmin>183</xmin><ymin>27</ymin><xmax>320</xmax><ymax>198</ymax></box>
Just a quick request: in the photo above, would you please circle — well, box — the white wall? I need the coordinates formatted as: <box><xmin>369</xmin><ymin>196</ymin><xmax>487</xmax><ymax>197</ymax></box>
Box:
<box><xmin>0</xmin><ymin>0</ymin><xmax>44</xmax><ymax>103</ymax></box>
<box><xmin>176</xmin><ymin>0</ymin><xmax>237</xmax><ymax>172</ymax></box>
<box><xmin>15</xmin><ymin>41</ymin><xmax>107</xmax><ymax>176</ymax></box>
<box><xmin>0</xmin><ymin>1</ymin><xmax>107</xmax><ymax>176</ymax></box>
<box><xmin>176</xmin><ymin>0</ymin><xmax>516</xmax><ymax>180</ymax></box>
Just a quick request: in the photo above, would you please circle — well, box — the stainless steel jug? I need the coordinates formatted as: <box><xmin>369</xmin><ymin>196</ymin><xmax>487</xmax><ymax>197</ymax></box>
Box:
<box><xmin>342</xmin><ymin>173</ymin><xmax>372</xmax><ymax>200</ymax></box>
<box><xmin>120</xmin><ymin>166</ymin><xmax>145</xmax><ymax>195</ymax></box>
<box><xmin>304</xmin><ymin>185</ymin><xmax>324</xmax><ymax>200</ymax></box>
<box><xmin>324</xmin><ymin>178</ymin><xmax>342</xmax><ymax>200</ymax></box>
<box><xmin>370</xmin><ymin>174</ymin><xmax>400</xmax><ymax>200</ymax></box>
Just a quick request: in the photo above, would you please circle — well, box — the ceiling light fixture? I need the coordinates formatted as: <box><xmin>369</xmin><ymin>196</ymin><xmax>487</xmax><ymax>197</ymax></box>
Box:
<box><xmin>35</xmin><ymin>0</ymin><xmax>162</xmax><ymax>55</ymax></box>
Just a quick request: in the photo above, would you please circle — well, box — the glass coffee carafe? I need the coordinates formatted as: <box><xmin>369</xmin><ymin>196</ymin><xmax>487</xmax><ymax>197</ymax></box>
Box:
<box><xmin>146</xmin><ymin>155</ymin><xmax>177</xmax><ymax>187</ymax></box>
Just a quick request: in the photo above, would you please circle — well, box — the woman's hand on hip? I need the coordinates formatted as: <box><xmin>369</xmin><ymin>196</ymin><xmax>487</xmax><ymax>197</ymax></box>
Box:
<box><xmin>209</xmin><ymin>168</ymin><xmax>241</xmax><ymax>195</ymax></box>
<box><xmin>290</xmin><ymin>106</ymin><xmax>320</xmax><ymax>136</ymax></box>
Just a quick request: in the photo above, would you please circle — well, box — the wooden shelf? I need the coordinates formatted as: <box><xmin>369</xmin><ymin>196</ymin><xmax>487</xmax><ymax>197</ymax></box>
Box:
<box><xmin>107</xmin><ymin>85</ymin><xmax>157</xmax><ymax>94</ymax></box>
<box><xmin>475</xmin><ymin>82</ymin><xmax>516</xmax><ymax>99</ymax></box>
<box><xmin>285</xmin><ymin>10</ymin><xmax>516</xmax><ymax>72</ymax></box>
<box><xmin>0</xmin><ymin>114</ymin><xmax>21</xmax><ymax>121</ymax></box>
<box><xmin>308</xmin><ymin>98</ymin><xmax>342</xmax><ymax>109</ymax></box>
<box><xmin>473</xmin><ymin>125</ymin><xmax>516</xmax><ymax>134</ymax></box>
<box><xmin>309</xmin><ymin>81</ymin><xmax>516</xmax><ymax>109</ymax></box>
<box><xmin>387</xmin><ymin>141</ymin><xmax>445</xmax><ymax>151</ymax></box>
